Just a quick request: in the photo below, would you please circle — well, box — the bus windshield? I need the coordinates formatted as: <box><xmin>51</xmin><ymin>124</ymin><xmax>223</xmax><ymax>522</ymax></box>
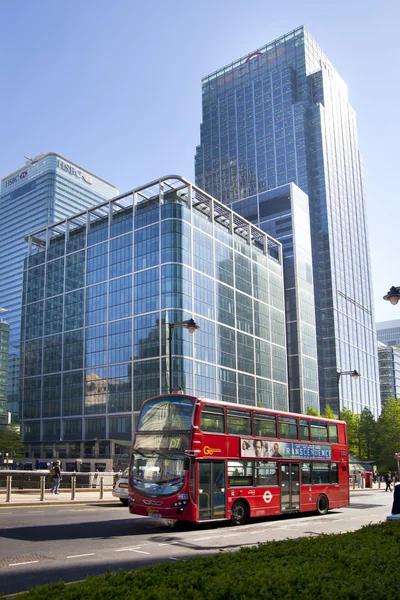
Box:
<box><xmin>131</xmin><ymin>451</ymin><xmax>186</xmax><ymax>496</ymax></box>
<box><xmin>137</xmin><ymin>396</ymin><xmax>194</xmax><ymax>431</ymax></box>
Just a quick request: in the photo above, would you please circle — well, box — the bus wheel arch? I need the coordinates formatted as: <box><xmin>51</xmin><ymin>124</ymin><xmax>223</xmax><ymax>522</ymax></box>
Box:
<box><xmin>316</xmin><ymin>494</ymin><xmax>329</xmax><ymax>515</ymax></box>
<box><xmin>230</xmin><ymin>499</ymin><xmax>250</xmax><ymax>526</ymax></box>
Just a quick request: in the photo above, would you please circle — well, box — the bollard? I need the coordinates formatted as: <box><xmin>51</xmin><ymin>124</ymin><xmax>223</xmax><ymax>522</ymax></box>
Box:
<box><xmin>99</xmin><ymin>476</ymin><xmax>104</xmax><ymax>500</ymax></box>
<box><xmin>6</xmin><ymin>476</ymin><xmax>12</xmax><ymax>502</ymax></box>
<box><xmin>40</xmin><ymin>475</ymin><xmax>45</xmax><ymax>501</ymax></box>
<box><xmin>71</xmin><ymin>475</ymin><xmax>76</xmax><ymax>501</ymax></box>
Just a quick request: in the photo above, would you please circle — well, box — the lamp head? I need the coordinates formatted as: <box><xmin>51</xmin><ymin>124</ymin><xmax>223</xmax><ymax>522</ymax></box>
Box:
<box><xmin>351</xmin><ymin>370</ymin><xmax>360</xmax><ymax>380</ymax></box>
<box><xmin>185</xmin><ymin>318</ymin><xmax>200</xmax><ymax>334</ymax></box>
<box><xmin>383</xmin><ymin>286</ymin><xmax>400</xmax><ymax>306</ymax></box>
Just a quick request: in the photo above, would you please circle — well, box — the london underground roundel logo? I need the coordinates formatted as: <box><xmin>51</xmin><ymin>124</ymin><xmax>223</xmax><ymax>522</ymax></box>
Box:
<box><xmin>263</xmin><ymin>490</ymin><xmax>272</xmax><ymax>503</ymax></box>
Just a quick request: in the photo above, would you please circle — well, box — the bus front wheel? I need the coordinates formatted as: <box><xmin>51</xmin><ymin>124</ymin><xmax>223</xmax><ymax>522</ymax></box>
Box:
<box><xmin>231</xmin><ymin>500</ymin><xmax>249</xmax><ymax>526</ymax></box>
<box><xmin>316</xmin><ymin>494</ymin><xmax>329</xmax><ymax>515</ymax></box>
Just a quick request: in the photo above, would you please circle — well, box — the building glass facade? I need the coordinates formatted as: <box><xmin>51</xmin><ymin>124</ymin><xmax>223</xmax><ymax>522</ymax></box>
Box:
<box><xmin>376</xmin><ymin>320</ymin><xmax>400</xmax><ymax>348</ymax></box>
<box><xmin>195</xmin><ymin>26</ymin><xmax>380</xmax><ymax>417</ymax></box>
<box><xmin>231</xmin><ymin>183</ymin><xmax>318</xmax><ymax>413</ymax></box>
<box><xmin>0</xmin><ymin>320</ymin><xmax>10</xmax><ymax>426</ymax></box>
<box><xmin>378</xmin><ymin>342</ymin><xmax>400</xmax><ymax>405</ymax></box>
<box><xmin>0</xmin><ymin>153</ymin><xmax>119</xmax><ymax>419</ymax></box>
<box><xmin>20</xmin><ymin>176</ymin><xmax>287</xmax><ymax>457</ymax></box>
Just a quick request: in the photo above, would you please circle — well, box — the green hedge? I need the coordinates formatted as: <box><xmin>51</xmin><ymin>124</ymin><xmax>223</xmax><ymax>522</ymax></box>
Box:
<box><xmin>14</xmin><ymin>521</ymin><xmax>400</xmax><ymax>599</ymax></box>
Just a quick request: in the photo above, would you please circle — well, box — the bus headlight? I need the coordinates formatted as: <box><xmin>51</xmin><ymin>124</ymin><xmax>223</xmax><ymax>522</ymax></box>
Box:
<box><xmin>172</xmin><ymin>500</ymin><xmax>188</xmax><ymax>507</ymax></box>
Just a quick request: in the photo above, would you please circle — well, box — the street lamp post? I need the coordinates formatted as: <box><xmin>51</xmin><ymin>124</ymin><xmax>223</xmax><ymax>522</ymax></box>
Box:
<box><xmin>383</xmin><ymin>286</ymin><xmax>400</xmax><ymax>306</ymax></box>
<box><xmin>337</xmin><ymin>370</ymin><xmax>360</xmax><ymax>420</ymax></box>
<box><xmin>168</xmin><ymin>318</ymin><xmax>200</xmax><ymax>394</ymax></box>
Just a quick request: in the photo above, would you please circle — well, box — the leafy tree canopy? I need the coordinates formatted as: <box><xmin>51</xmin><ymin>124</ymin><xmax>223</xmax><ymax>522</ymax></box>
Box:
<box><xmin>0</xmin><ymin>427</ymin><xmax>25</xmax><ymax>461</ymax></box>
<box><xmin>323</xmin><ymin>404</ymin><xmax>335</xmax><ymax>419</ymax></box>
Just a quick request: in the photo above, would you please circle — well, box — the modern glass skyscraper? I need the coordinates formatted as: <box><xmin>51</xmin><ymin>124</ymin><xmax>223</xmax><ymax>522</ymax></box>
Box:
<box><xmin>0</xmin><ymin>319</ymin><xmax>10</xmax><ymax>426</ymax></box>
<box><xmin>0</xmin><ymin>153</ymin><xmax>119</xmax><ymax>418</ymax></box>
<box><xmin>377</xmin><ymin>342</ymin><xmax>400</xmax><ymax>404</ymax></box>
<box><xmin>19</xmin><ymin>176</ymin><xmax>286</xmax><ymax>458</ymax></box>
<box><xmin>231</xmin><ymin>183</ymin><xmax>319</xmax><ymax>414</ymax></box>
<box><xmin>195</xmin><ymin>26</ymin><xmax>380</xmax><ymax>417</ymax></box>
<box><xmin>376</xmin><ymin>320</ymin><xmax>400</xmax><ymax>348</ymax></box>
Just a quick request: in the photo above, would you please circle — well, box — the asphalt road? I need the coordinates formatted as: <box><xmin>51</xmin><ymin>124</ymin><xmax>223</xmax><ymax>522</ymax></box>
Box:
<box><xmin>0</xmin><ymin>490</ymin><xmax>393</xmax><ymax>596</ymax></box>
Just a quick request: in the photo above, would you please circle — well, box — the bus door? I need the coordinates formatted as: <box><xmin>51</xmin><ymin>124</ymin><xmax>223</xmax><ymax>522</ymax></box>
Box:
<box><xmin>198</xmin><ymin>461</ymin><xmax>226</xmax><ymax>520</ymax></box>
<box><xmin>280</xmin><ymin>463</ymin><xmax>300</xmax><ymax>512</ymax></box>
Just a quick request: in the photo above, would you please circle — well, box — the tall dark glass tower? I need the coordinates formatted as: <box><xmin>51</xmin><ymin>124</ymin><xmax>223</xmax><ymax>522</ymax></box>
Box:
<box><xmin>195</xmin><ymin>26</ymin><xmax>380</xmax><ymax>417</ymax></box>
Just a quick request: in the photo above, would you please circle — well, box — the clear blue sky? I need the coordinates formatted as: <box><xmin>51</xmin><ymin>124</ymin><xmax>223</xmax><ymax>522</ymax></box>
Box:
<box><xmin>1</xmin><ymin>0</ymin><xmax>399</xmax><ymax>322</ymax></box>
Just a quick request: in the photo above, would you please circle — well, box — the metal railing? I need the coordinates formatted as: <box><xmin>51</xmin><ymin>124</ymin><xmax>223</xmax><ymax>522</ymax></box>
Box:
<box><xmin>0</xmin><ymin>470</ymin><xmax>121</xmax><ymax>502</ymax></box>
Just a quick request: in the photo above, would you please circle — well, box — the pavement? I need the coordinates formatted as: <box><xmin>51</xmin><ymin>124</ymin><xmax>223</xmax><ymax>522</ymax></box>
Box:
<box><xmin>0</xmin><ymin>489</ymin><xmax>119</xmax><ymax>507</ymax></box>
<box><xmin>0</xmin><ymin>484</ymin><xmax>385</xmax><ymax>508</ymax></box>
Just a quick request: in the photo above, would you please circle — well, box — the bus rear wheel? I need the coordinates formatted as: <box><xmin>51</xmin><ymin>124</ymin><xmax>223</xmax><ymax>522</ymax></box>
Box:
<box><xmin>231</xmin><ymin>500</ymin><xmax>249</xmax><ymax>526</ymax></box>
<box><xmin>316</xmin><ymin>494</ymin><xmax>329</xmax><ymax>515</ymax></box>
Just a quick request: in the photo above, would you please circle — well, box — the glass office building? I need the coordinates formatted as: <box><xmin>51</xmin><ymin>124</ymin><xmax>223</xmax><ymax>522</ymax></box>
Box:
<box><xmin>195</xmin><ymin>26</ymin><xmax>380</xmax><ymax>417</ymax></box>
<box><xmin>0</xmin><ymin>320</ymin><xmax>10</xmax><ymax>427</ymax></box>
<box><xmin>20</xmin><ymin>176</ymin><xmax>287</xmax><ymax>458</ymax></box>
<box><xmin>376</xmin><ymin>320</ymin><xmax>400</xmax><ymax>348</ymax></box>
<box><xmin>377</xmin><ymin>342</ymin><xmax>400</xmax><ymax>404</ymax></box>
<box><xmin>0</xmin><ymin>153</ymin><xmax>119</xmax><ymax>419</ymax></box>
<box><xmin>231</xmin><ymin>183</ymin><xmax>319</xmax><ymax>414</ymax></box>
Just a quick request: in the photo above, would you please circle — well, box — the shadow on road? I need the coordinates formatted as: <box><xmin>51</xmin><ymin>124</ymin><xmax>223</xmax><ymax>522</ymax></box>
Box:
<box><xmin>0</xmin><ymin>508</ymin><xmax>343</xmax><ymax>543</ymax></box>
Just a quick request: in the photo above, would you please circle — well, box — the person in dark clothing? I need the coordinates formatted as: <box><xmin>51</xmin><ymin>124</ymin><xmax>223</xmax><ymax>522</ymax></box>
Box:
<box><xmin>51</xmin><ymin>460</ymin><xmax>61</xmax><ymax>494</ymax></box>
<box><xmin>385</xmin><ymin>471</ymin><xmax>393</xmax><ymax>492</ymax></box>
<box><xmin>392</xmin><ymin>483</ymin><xmax>400</xmax><ymax>515</ymax></box>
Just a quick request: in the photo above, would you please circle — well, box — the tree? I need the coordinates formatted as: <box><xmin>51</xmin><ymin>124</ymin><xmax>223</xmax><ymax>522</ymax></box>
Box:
<box><xmin>341</xmin><ymin>408</ymin><xmax>361</xmax><ymax>457</ymax></box>
<box><xmin>359</xmin><ymin>407</ymin><xmax>377</xmax><ymax>461</ymax></box>
<box><xmin>0</xmin><ymin>426</ymin><xmax>25</xmax><ymax>461</ymax></box>
<box><xmin>323</xmin><ymin>404</ymin><xmax>335</xmax><ymax>419</ymax></box>
<box><xmin>376</xmin><ymin>398</ymin><xmax>400</xmax><ymax>473</ymax></box>
<box><xmin>306</xmin><ymin>407</ymin><xmax>319</xmax><ymax>416</ymax></box>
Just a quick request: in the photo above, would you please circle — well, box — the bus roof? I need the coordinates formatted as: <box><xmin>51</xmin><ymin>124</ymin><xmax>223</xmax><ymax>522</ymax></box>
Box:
<box><xmin>139</xmin><ymin>394</ymin><xmax>345</xmax><ymax>425</ymax></box>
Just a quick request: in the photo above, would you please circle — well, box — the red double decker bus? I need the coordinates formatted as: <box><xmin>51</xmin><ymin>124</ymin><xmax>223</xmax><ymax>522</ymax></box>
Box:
<box><xmin>128</xmin><ymin>394</ymin><xmax>349</xmax><ymax>525</ymax></box>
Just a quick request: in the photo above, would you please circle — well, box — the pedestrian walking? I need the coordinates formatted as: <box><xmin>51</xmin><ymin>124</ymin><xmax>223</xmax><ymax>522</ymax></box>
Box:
<box><xmin>384</xmin><ymin>471</ymin><xmax>392</xmax><ymax>492</ymax></box>
<box><xmin>51</xmin><ymin>460</ymin><xmax>61</xmax><ymax>494</ymax></box>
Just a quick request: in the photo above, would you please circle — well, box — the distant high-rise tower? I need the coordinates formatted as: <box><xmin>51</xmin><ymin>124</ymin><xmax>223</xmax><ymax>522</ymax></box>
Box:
<box><xmin>0</xmin><ymin>153</ymin><xmax>119</xmax><ymax>419</ymax></box>
<box><xmin>0</xmin><ymin>318</ymin><xmax>10</xmax><ymax>426</ymax></box>
<box><xmin>195</xmin><ymin>26</ymin><xmax>380</xmax><ymax>417</ymax></box>
<box><xmin>376</xmin><ymin>320</ymin><xmax>400</xmax><ymax>348</ymax></box>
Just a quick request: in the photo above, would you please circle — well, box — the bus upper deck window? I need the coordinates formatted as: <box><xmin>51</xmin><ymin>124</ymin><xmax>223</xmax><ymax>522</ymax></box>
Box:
<box><xmin>329</xmin><ymin>424</ymin><xmax>338</xmax><ymax>443</ymax></box>
<box><xmin>226</xmin><ymin>409</ymin><xmax>251</xmax><ymax>435</ymax></box>
<box><xmin>299</xmin><ymin>419</ymin><xmax>310</xmax><ymax>441</ymax></box>
<box><xmin>310</xmin><ymin>421</ymin><xmax>328</xmax><ymax>442</ymax></box>
<box><xmin>200</xmin><ymin>405</ymin><xmax>224</xmax><ymax>433</ymax></box>
<box><xmin>278</xmin><ymin>416</ymin><xmax>298</xmax><ymax>440</ymax></box>
<box><xmin>254</xmin><ymin>413</ymin><xmax>276</xmax><ymax>437</ymax></box>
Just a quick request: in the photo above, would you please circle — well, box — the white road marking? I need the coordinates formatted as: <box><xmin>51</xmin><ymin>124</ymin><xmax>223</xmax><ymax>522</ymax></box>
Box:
<box><xmin>115</xmin><ymin>547</ymin><xmax>142</xmax><ymax>552</ymax></box>
<box><xmin>27</xmin><ymin>511</ymin><xmax>45</xmax><ymax>513</ymax></box>
<box><xmin>66</xmin><ymin>553</ymin><xmax>95</xmax><ymax>558</ymax></box>
<box><xmin>169</xmin><ymin>557</ymin><xmax>179</xmax><ymax>561</ymax></box>
<box><xmin>128</xmin><ymin>549</ymin><xmax>150</xmax><ymax>555</ymax></box>
<box><xmin>9</xmin><ymin>561</ymin><xmax>39</xmax><ymax>566</ymax></box>
<box><xmin>222</xmin><ymin>533</ymin><xmax>240</xmax><ymax>537</ymax></box>
<box><xmin>192</xmin><ymin>536</ymin><xmax>212</xmax><ymax>541</ymax></box>
<box><xmin>157</xmin><ymin>543</ymin><xmax>169</xmax><ymax>546</ymax></box>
